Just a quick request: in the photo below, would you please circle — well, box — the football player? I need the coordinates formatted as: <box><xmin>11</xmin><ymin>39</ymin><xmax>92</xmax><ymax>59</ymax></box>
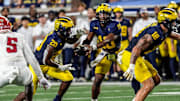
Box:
<box><xmin>113</xmin><ymin>6</ymin><xmax>140</xmax><ymax>94</ymax></box>
<box><xmin>0</xmin><ymin>16</ymin><xmax>50</xmax><ymax>101</ymax></box>
<box><xmin>16</xmin><ymin>17</ymin><xmax>77</xmax><ymax>101</ymax></box>
<box><xmin>113</xmin><ymin>6</ymin><xmax>132</xmax><ymax>49</ymax></box>
<box><xmin>117</xmin><ymin>8</ymin><xmax>180</xmax><ymax>101</ymax></box>
<box><xmin>159</xmin><ymin>1</ymin><xmax>179</xmax><ymax>80</ymax></box>
<box><xmin>81</xmin><ymin>3</ymin><xmax>121</xmax><ymax>101</ymax></box>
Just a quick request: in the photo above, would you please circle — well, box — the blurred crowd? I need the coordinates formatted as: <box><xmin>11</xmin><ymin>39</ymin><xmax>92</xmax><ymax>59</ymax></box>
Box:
<box><xmin>1</xmin><ymin>0</ymin><xmax>180</xmax><ymax>82</ymax></box>
<box><xmin>0</xmin><ymin>0</ymin><xmax>118</xmax><ymax>8</ymax></box>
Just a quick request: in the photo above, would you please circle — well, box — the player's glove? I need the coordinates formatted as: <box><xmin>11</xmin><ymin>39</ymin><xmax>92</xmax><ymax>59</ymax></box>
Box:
<box><xmin>58</xmin><ymin>64</ymin><xmax>76</xmax><ymax>71</ymax></box>
<box><xmin>39</xmin><ymin>77</ymin><xmax>51</xmax><ymax>89</ymax></box>
<box><xmin>123</xmin><ymin>64</ymin><xmax>135</xmax><ymax>81</ymax></box>
<box><xmin>74</xmin><ymin>45</ymin><xmax>90</xmax><ymax>56</ymax></box>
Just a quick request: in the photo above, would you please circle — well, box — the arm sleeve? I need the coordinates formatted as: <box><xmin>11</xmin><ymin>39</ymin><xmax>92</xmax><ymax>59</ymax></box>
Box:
<box><xmin>23</xmin><ymin>39</ymin><xmax>44</xmax><ymax>80</ymax></box>
<box><xmin>147</xmin><ymin>28</ymin><xmax>160</xmax><ymax>41</ymax></box>
<box><xmin>90</xmin><ymin>21</ymin><xmax>95</xmax><ymax>32</ymax></box>
<box><xmin>108</xmin><ymin>22</ymin><xmax>121</xmax><ymax>35</ymax></box>
<box><xmin>127</xmin><ymin>20</ymin><xmax>132</xmax><ymax>27</ymax></box>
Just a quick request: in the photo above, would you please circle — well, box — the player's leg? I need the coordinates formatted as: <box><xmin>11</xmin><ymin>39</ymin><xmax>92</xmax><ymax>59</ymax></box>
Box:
<box><xmin>14</xmin><ymin>65</ymin><xmax>38</xmax><ymax>101</ymax></box>
<box><xmin>24</xmin><ymin>83</ymin><xmax>33</xmax><ymax>101</ymax></box>
<box><xmin>134</xmin><ymin>74</ymin><xmax>160</xmax><ymax>101</ymax></box>
<box><xmin>14</xmin><ymin>92</ymin><xmax>25</xmax><ymax>101</ymax></box>
<box><xmin>79</xmin><ymin>55</ymin><xmax>88</xmax><ymax>82</ymax></box>
<box><xmin>42</xmin><ymin>65</ymin><xmax>73</xmax><ymax>101</ymax></box>
<box><xmin>0</xmin><ymin>74</ymin><xmax>10</xmax><ymax>88</ymax></box>
<box><xmin>131</xmin><ymin>78</ymin><xmax>140</xmax><ymax>94</ymax></box>
<box><xmin>14</xmin><ymin>83</ymin><xmax>33</xmax><ymax>101</ymax></box>
<box><xmin>0</xmin><ymin>66</ymin><xmax>20</xmax><ymax>87</ymax></box>
<box><xmin>152</xmin><ymin>74</ymin><xmax>161</xmax><ymax>86</ymax></box>
<box><xmin>135</xmin><ymin>77</ymin><xmax>155</xmax><ymax>101</ymax></box>
<box><xmin>54</xmin><ymin>81</ymin><xmax>72</xmax><ymax>101</ymax></box>
<box><xmin>133</xmin><ymin>59</ymin><xmax>161</xmax><ymax>101</ymax></box>
<box><xmin>120</xmin><ymin>50</ymin><xmax>159</xmax><ymax>101</ymax></box>
<box><xmin>92</xmin><ymin>56</ymin><xmax>112</xmax><ymax>101</ymax></box>
<box><xmin>92</xmin><ymin>73</ymin><xmax>105</xmax><ymax>100</ymax></box>
<box><xmin>167</xmin><ymin>39</ymin><xmax>178</xmax><ymax>80</ymax></box>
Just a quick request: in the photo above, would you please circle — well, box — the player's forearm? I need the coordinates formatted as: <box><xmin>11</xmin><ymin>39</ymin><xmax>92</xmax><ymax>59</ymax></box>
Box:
<box><xmin>97</xmin><ymin>34</ymin><xmax>117</xmax><ymax>48</ymax></box>
<box><xmin>130</xmin><ymin>46</ymin><xmax>141</xmax><ymax>64</ymax></box>
<box><xmin>128</xmin><ymin>27</ymin><xmax>132</xmax><ymax>41</ymax></box>
<box><xmin>83</xmin><ymin>32</ymin><xmax>94</xmax><ymax>45</ymax></box>
<box><xmin>170</xmin><ymin>32</ymin><xmax>180</xmax><ymax>40</ymax></box>
<box><xmin>97</xmin><ymin>39</ymin><xmax>110</xmax><ymax>48</ymax></box>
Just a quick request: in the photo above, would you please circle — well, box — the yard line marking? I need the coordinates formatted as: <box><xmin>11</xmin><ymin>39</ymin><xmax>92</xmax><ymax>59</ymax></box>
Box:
<box><xmin>0</xmin><ymin>89</ymin><xmax>132</xmax><ymax>96</ymax></box>
<box><xmin>0</xmin><ymin>91</ymin><xmax>5</xmax><ymax>93</ymax></box>
<box><xmin>2</xmin><ymin>81</ymin><xmax>180</xmax><ymax>87</ymax></box>
<box><xmin>152</xmin><ymin>92</ymin><xmax>180</xmax><ymax>95</ymax></box>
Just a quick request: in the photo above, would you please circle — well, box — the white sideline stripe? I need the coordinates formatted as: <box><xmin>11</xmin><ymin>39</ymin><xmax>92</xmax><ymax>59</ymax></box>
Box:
<box><xmin>0</xmin><ymin>93</ymin><xmax>180</xmax><ymax>101</ymax></box>
<box><xmin>3</xmin><ymin>81</ymin><xmax>180</xmax><ymax>87</ymax></box>
<box><xmin>51</xmin><ymin>81</ymin><xmax>180</xmax><ymax>86</ymax></box>
<box><xmin>153</xmin><ymin>92</ymin><xmax>180</xmax><ymax>95</ymax></box>
<box><xmin>33</xmin><ymin>94</ymin><xmax>180</xmax><ymax>101</ymax></box>
<box><xmin>0</xmin><ymin>89</ymin><xmax>132</xmax><ymax>96</ymax></box>
<box><xmin>0</xmin><ymin>91</ymin><xmax>5</xmax><ymax>93</ymax></box>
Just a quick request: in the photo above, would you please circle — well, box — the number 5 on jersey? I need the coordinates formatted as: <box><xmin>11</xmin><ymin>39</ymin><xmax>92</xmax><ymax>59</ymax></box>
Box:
<box><xmin>7</xmin><ymin>37</ymin><xmax>18</xmax><ymax>53</ymax></box>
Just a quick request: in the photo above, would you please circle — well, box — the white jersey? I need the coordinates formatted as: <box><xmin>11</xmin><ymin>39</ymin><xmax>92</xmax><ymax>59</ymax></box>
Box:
<box><xmin>0</xmin><ymin>32</ymin><xmax>27</xmax><ymax>66</ymax></box>
<box><xmin>0</xmin><ymin>31</ymin><xmax>44</xmax><ymax>87</ymax></box>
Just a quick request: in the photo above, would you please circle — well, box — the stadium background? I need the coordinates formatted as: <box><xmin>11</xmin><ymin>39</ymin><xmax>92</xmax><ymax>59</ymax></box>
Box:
<box><xmin>1</xmin><ymin>0</ymin><xmax>180</xmax><ymax>101</ymax></box>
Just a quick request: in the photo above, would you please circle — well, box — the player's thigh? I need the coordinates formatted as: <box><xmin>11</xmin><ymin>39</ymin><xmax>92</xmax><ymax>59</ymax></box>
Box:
<box><xmin>143</xmin><ymin>59</ymin><xmax>158</xmax><ymax>78</ymax></box>
<box><xmin>15</xmin><ymin>66</ymin><xmax>33</xmax><ymax>86</ymax></box>
<box><xmin>0</xmin><ymin>72</ymin><xmax>9</xmax><ymax>88</ymax></box>
<box><xmin>119</xmin><ymin>40</ymin><xmax>129</xmax><ymax>51</ymax></box>
<box><xmin>45</xmin><ymin>66</ymin><xmax>73</xmax><ymax>82</ymax></box>
<box><xmin>95</xmin><ymin>56</ymin><xmax>112</xmax><ymax>74</ymax></box>
<box><xmin>120</xmin><ymin>50</ymin><xmax>153</xmax><ymax>83</ymax></box>
<box><xmin>159</xmin><ymin>41</ymin><xmax>168</xmax><ymax>57</ymax></box>
<box><xmin>167</xmin><ymin>39</ymin><xmax>177</xmax><ymax>58</ymax></box>
<box><xmin>119</xmin><ymin>50</ymin><xmax>131</xmax><ymax>72</ymax></box>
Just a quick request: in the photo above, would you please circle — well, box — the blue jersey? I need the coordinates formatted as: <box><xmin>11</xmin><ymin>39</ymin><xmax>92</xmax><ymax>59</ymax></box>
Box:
<box><xmin>29</xmin><ymin>19</ymin><xmax>39</xmax><ymax>27</ymax></box>
<box><xmin>120</xmin><ymin>18</ymin><xmax>132</xmax><ymax>40</ymax></box>
<box><xmin>90</xmin><ymin>20</ymin><xmax>121</xmax><ymax>53</ymax></box>
<box><xmin>34</xmin><ymin>31</ymin><xmax>65</xmax><ymax>65</ymax></box>
<box><xmin>126</xmin><ymin>22</ymin><xmax>168</xmax><ymax>55</ymax></box>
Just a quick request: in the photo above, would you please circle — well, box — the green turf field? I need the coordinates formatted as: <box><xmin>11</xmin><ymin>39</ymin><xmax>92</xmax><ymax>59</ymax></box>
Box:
<box><xmin>0</xmin><ymin>82</ymin><xmax>180</xmax><ymax>101</ymax></box>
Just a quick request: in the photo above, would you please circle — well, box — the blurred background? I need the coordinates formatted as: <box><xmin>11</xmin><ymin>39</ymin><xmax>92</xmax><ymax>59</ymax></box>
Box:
<box><xmin>2</xmin><ymin>0</ymin><xmax>180</xmax><ymax>82</ymax></box>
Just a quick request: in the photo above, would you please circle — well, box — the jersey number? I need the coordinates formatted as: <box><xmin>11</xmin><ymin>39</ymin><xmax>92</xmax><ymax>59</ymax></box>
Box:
<box><xmin>121</xmin><ymin>26</ymin><xmax>127</xmax><ymax>37</ymax></box>
<box><xmin>7</xmin><ymin>37</ymin><xmax>17</xmax><ymax>53</ymax></box>
<box><xmin>98</xmin><ymin>36</ymin><xmax>116</xmax><ymax>49</ymax></box>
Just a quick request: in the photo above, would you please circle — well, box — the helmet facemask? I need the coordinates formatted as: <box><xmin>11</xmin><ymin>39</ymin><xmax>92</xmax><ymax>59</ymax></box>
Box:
<box><xmin>97</xmin><ymin>12</ymin><xmax>111</xmax><ymax>25</ymax></box>
<box><xmin>162</xmin><ymin>19</ymin><xmax>177</xmax><ymax>34</ymax></box>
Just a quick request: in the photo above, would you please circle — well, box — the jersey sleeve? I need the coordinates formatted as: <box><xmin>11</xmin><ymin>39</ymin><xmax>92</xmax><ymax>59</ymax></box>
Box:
<box><xmin>147</xmin><ymin>28</ymin><xmax>160</xmax><ymax>41</ymax></box>
<box><xmin>127</xmin><ymin>19</ymin><xmax>133</xmax><ymax>27</ymax></box>
<box><xmin>90</xmin><ymin>21</ymin><xmax>96</xmax><ymax>32</ymax></box>
<box><xmin>48</xmin><ymin>38</ymin><xmax>59</xmax><ymax>48</ymax></box>
<box><xmin>108</xmin><ymin>22</ymin><xmax>121</xmax><ymax>35</ymax></box>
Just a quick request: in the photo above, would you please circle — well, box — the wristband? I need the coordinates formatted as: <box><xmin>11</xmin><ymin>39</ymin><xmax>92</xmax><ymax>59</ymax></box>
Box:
<box><xmin>129</xmin><ymin>64</ymin><xmax>135</xmax><ymax>69</ymax></box>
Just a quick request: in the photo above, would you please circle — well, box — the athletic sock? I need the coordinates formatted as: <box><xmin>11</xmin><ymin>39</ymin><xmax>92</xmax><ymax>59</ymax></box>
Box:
<box><xmin>53</xmin><ymin>95</ymin><xmax>61</xmax><ymax>101</ymax></box>
<box><xmin>91</xmin><ymin>99</ymin><xmax>98</xmax><ymax>101</ymax></box>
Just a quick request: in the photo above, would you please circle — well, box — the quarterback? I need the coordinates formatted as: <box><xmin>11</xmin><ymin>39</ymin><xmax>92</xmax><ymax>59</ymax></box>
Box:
<box><xmin>82</xmin><ymin>3</ymin><xmax>121</xmax><ymax>101</ymax></box>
